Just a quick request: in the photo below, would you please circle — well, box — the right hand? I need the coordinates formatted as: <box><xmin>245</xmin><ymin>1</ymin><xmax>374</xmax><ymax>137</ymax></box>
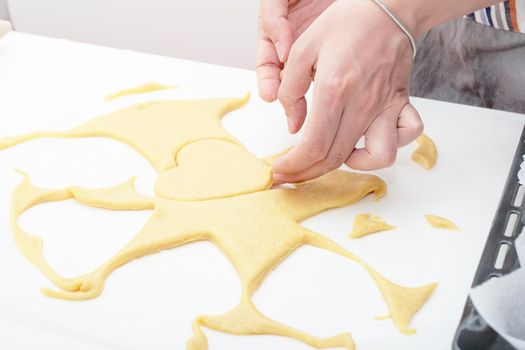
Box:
<box><xmin>267</xmin><ymin>0</ymin><xmax>423</xmax><ymax>183</ymax></box>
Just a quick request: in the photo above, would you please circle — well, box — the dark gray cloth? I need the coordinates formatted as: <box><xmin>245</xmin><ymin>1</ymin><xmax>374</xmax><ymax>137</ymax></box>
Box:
<box><xmin>411</xmin><ymin>18</ymin><xmax>525</xmax><ymax>114</ymax></box>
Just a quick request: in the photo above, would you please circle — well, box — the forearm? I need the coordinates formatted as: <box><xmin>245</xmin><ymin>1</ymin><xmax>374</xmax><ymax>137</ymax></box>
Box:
<box><xmin>384</xmin><ymin>0</ymin><xmax>502</xmax><ymax>37</ymax></box>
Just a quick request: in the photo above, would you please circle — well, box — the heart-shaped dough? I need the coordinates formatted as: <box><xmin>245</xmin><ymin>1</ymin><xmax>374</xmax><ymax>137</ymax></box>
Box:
<box><xmin>155</xmin><ymin>139</ymin><xmax>272</xmax><ymax>201</ymax></box>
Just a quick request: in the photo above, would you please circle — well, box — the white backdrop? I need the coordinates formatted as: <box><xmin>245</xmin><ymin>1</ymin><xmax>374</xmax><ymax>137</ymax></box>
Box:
<box><xmin>0</xmin><ymin>0</ymin><xmax>8</xmax><ymax>20</ymax></box>
<box><xmin>7</xmin><ymin>0</ymin><xmax>258</xmax><ymax>69</ymax></box>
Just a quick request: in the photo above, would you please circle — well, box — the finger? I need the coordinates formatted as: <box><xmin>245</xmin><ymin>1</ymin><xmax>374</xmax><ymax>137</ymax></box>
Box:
<box><xmin>277</xmin><ymin>40</ymin><xmax>316</xmax><ymax>133</ymax></box>
<box><xmin>256</xmin><ymin>37</ymin><xmax>282</xmax><ymax>102</ymax></box>
<box><xmin>273</xmin><ymin>104</ymin><xmax>364</xmax><ymax>184</ymax></box>
<box><xmin>397</xmin><ymin>103</ymin><xmax>423</xmax><ymax>147</ymax></box>
<box><xmin>273</xmin><ymin>68</ymin><xmax>347</xmax><ymax>175</ymax></box>
<box><xmin>259</xmin><ymin>0</ymin><xmax>293</xmax><ymax>62</ymax></box>
<box><xmin>345</xmin><ymin>110</ymin><xmax>399</xmax><ymax>171</ymax></box>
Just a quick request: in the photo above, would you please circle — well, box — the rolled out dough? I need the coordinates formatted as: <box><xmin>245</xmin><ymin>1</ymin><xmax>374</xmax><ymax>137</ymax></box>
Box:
<box><xmin>0</xmin><ymin>94</ymin><xmax>250</xmax><ymax>172</ymax></box>
<box><xmin>1</xmin><ymin>92</ymin><xmax>437</xmax><ymax>349</ymax></box>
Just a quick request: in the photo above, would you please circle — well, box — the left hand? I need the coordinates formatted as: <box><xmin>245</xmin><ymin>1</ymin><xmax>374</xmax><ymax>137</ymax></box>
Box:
<box><xmin>256</xmin><ymin>0</ymin><xmax>336</xmax><ymax>105</ymax></box>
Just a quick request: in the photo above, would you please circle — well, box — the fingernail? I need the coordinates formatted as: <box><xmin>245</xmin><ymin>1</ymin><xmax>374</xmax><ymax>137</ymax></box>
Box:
<box><xmin>275</xmin><ymin>41</ymin><xmax>285</xmax><ymax>62</ymax></box>
<box><xmin>272</xmin><ymin>173</ymin><xmax>286</xmax><ymax>185</ymax></box>
<box><xmin>286</xmin><ymin>116</ymin><xmax>294</xmax><ymax>133</ymax></box>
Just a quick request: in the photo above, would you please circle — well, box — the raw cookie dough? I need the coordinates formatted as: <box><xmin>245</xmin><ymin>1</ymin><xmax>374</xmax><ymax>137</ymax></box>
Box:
<box><xmin>1</xmin><ymin>94</ymin><xmax>437</xmax><ymax>350</ymax></box>
<box><xmin>0</xmin><ymin>94</ymin><xmax>249</xmax><ymax>172</ymax></box>
<box><xmin>350</xmin><ymin>214</ymin><xmax>396</xmax><ymax>239</ymax></box>
<box><xmin>366</xmin><ymin>266</ymin><xmax>437</xmax><ymax>335</ymax></box>
<box><xmin>412</xmin><ymin>134</ymin><xmax>437</xmax><ymax>170</ymax></box>
<box><xmin>155</xmin><ymin>140</ymin><xmax>272</xmax><ymax>200</ymax></box>
<box><xmin>424</xmin><ymin>215</ymin><xmax>461</xmax><ymax>231</ymax></box>
<box><xmin>104</xmin><ymin>82</ymin><xmax>176</xmax><ymax>101</ymax></box>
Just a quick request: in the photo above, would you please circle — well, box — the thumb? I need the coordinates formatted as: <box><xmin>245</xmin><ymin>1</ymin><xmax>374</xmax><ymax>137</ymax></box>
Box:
<box><xmin>259</xmin><ymin>0</ymin><xmax>293</xmax><ymax>62</ymax></box>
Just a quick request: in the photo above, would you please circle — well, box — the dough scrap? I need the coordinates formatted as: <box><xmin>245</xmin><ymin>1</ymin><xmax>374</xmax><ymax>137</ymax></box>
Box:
<box><xmin>2</xmin><ymin>95</ymin><xmax>437</xmax><ymax>349</ymax></box>
<box><xmin>349</xmin><ymin>214</ymin><xmax>396</xmax><ymax>239</ymax></box>
<box><xmin>424</xmin><ymin>214</ymin><xmax>461</xmax><ymax>231</ymax></box>
<box><xmin>104</xmin><ymin>82</ymin><xmax>176</xmax><ymax>101</ymax></box>
<box><xmin>412</xmin><ymin>134</ymin><xmax>437</xmax><ymax>170</ymax></box>
<box><xmin>365</xmin><ymin>265</ymin><xmax>437</xmax><ymax>334</ymax></box>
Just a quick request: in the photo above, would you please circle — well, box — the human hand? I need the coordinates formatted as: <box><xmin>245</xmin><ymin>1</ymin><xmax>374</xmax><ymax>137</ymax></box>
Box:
<box><xmin>256</xmin><ymin>0</ymin><xmax>335</xmax><ymax>105</ymax></box>
<box><xmin>268</xmin><ymin>0</ymin><xmax>423</xmax><ymax>183</ymax></box>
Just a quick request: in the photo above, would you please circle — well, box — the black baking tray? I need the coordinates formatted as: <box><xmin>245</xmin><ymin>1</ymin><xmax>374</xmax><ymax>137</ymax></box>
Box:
<box><xmin>452</xmin><ymin>125</ymin><xmax>525</xmax><ymax>350</ymax></box>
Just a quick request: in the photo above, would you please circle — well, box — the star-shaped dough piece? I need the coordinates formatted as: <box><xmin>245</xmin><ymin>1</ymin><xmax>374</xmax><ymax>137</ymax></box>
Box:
<box><xmin>2</xmin><ymin>92</ymin><xmax>438</xmax><ymax>350</ymax></box>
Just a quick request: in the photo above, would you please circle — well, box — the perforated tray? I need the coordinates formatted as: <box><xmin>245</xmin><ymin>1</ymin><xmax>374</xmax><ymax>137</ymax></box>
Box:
<box><xmin>452</xmin><ymin>125</ymin><xmax>525</xmax><ymax>350</ymax></box>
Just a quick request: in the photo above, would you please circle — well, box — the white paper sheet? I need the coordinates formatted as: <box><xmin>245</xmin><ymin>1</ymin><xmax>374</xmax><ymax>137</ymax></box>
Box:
<box><xmin>1</xmin><ymin>31</ymin><xmax>525</xmax><ymax>350</ymax></box>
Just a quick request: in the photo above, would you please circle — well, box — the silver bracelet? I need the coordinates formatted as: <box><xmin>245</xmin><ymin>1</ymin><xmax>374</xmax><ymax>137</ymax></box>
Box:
<box><xmin>370</xmin><ymin>0</ymin><xmax>417</xmax><ymax>59</ymax></box>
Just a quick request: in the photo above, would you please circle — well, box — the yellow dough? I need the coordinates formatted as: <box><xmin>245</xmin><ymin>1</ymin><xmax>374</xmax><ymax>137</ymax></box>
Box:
<box><xmin>366</xmin><ymin>266</ymin><xmax>437</xmax><ymax>335</ymax></box>
<box><xmin>412</xmin><ymin>134</ymin><xmax>437</xmax><ymax>170</ymax></box>
<box><xmin>424</xmin><ymin>215</ymin><xmax>461</xmax><ymax>231</ymax></box>
<box><xmin>0</xmin><ymin>94</ymin><xmax>250</xmax><ymax>172</ymax></box>
<box><xmin>1</xmin><ymin>94</ymin><xmax>437</xmax><ymax>349</ymax></box>
<box><xmin>104</xmin><ymin>82</ymin><xmax>176</xmax><ymax>101</ymax></box>
<box><xmin>155</xmin><ymin>139</ymin><xmax>272</xmax><ymax>201</ymax></box>
<box><xmin>349</xmin><ymin>214</ymin><xmax>396</xmax><ymax>239</ymax></box>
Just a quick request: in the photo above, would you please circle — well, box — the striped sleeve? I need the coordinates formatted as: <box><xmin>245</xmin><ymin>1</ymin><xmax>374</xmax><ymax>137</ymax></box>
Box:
<box><xmin>464</xmin><ymin>0</ymin><xmax>524</xmax><ymax>32</ymax></box>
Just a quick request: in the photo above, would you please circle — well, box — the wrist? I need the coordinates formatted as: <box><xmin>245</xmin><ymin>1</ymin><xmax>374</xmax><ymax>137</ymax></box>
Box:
<box><xmin>381</xmin><ymin>0</ymin><xmax>434</xmax><ymax>38</ymax></box>
<box><xmin>369</xmin><ymin>0</ymin><xmax>418</xmax><ymax>58</ymax></box>
<box><xmin>382</xmin><ymin>0</ymin><xmax>503</xmax><ymax>38</ymax></box>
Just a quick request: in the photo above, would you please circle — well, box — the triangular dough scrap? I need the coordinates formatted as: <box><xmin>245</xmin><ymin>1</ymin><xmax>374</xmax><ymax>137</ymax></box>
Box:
<box><xmin>412</xmin><ymin>133</ymin><xmax>437</xmax><ymax>170</ymax></box>
<box><xmin>155</xmin><ymin>140</ymin><xmax>272</xmax><ymax>201</ymax></box>
<box><xmin>424</xmin><ymin>214</ymin><xmax>461</xmax><ymax>231</ymax></box>
<box><xmin>104</xmin><ymin>82</ymin><xmax>177</xmax><ymax>101</ymax></box>
<box><xmin>349</xmin><ymin>214</ymin><xmax>396</xmax><ymax>238</ymax></box>
<box><xmin>366</xmin><ymin>266</ymin><xmax>437</xmax><ymax>334</ymax></box>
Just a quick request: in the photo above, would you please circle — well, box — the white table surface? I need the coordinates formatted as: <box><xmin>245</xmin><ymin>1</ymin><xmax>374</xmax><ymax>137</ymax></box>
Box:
<box><xmin>0</xmin><ymin>32</ymin><xmax>523</xmax><ymax>350</ymax></box>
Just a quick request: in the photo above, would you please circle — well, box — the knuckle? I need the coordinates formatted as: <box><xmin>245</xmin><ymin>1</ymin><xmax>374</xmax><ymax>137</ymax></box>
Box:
<box><xmin>320</xmin><ymin>75</ymin><xmax>354</xmax><ymax>101</ymax></box>
<box><xmin>258</xmin><ymin>14</ymin><xmax>276</xmax><ymax>34</ymax></box>
<box><xmin>319</xmin><ymin>76</ymin><xmax>346</xmax><ymax>99</ymax></box>
<box><xmin>411</xmin><ymin>117</ymin><xmax>424</xmax><ymax>135</ymax></box>
<box><xmin>359</xmin><ymin>90</ymin><xmax>377</xmax><ymax>114</ymax></box>
<box><xmin>278</xmin><ymin>88</ymin><xmax>294</xmax><ymax>105</ymax></box>
<box><xmin>288</xmin><ymin>42</ymin><xmax>306</xmax><ymax>63</ymax></box>
<box><xmin>413</xmin><ymin>120</ymin><xmax>424</xmax><ymax>136</ymax></box>
<box><xmin>375</xmin><ymin>149</ymin><xmax>397</xmax><ymax>167</ymax></box>
<box><xmin>304</xmin><ymin>141</ymin><xmax>329</xmax><ymax>162</ymax></box>
<box><xmin>345</xmin><ymin>72</ymin><xmax>359</xmax><ymax>87</ymax></box>
<box><xmin>325</xmin><ymin>152</ymin><xmax>346</xmax><ymax>170</ymax></box>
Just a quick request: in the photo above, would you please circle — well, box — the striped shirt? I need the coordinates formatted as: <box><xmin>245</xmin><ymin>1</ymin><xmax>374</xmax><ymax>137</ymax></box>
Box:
<box><xmin>466</xmin><ymin>0</ymin><xmax>524</xmax><ymax>32</ymax></box>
